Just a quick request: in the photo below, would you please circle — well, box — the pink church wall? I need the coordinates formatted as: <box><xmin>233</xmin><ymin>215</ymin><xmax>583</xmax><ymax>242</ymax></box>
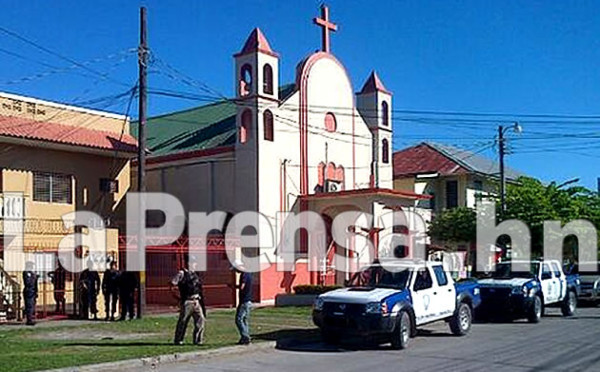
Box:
<box><xmin>259</xmin><ymin>262</ymin><xmax>311</xmax><ymax>301</ymax></box>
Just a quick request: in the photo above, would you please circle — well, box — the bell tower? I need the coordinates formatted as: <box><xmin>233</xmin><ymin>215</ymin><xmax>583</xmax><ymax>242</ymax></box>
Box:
<box><xmin>233</xmin><ymin>28</ymin><xmax>279</xmax><ymax>212</ymax></box>
<box><xmin>356</xmin><ymin>71</ymin><xmax>393</xmax><ymax>189</ymax></box>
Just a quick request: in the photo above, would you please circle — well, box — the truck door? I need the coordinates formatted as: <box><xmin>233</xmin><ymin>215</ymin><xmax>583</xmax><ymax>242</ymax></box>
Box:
<box><xmin>541</xmin><ymin>263</ymin><xmax>558</xmax><ymax>304</ymax></box>
<box><xmin>551</xmin><ymin>261</ymin><xmax>567</xmax><ymax>301</ymax></box>
<box><xmin>411</xmin><ymin>267</ymin><xmax>437</xmax><ymax>325</ymax></box>
<box><xmin>432</xmin><ymin>265</ymin><xmax>456</xmax><ymax>319</ymax></box>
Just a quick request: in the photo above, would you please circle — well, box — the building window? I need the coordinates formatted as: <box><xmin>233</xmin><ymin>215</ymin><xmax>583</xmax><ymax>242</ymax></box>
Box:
<box><xmin>382</xmin><ymin>138</ymin><xmax>389</xmax><ymax>164</ymax></box>
<box><xmin>445</xmin><ymin>180</ymin><xmax>458</xmax><ymax>209</ymax></box>
<box><xmin>473</xmin><ymin>180</ymin><xmax>483</xmax><ymax>191</ymax></box>
<box><xmin>239</xmin><ymin>109</ymin><xmax>252</xmax><ymax>144</ymax></box>
<box><xmin>33</xmin><ymin>172</ymin><xmax>72</xmax><ymax>204</ymax></box>
<box><xmin>382</xmin><ymin>101</ymin><xmax>389</xmax><ymax>126</ymax></box>
<box><xmin>263</xmin><ymin>110</ymin><xmax>274</xmax><ymax>141</ymax></box>
<box><xmin>239</xmin><ymin>64</ymin><xmax>252</xmax><ymax>96</ymax></box>
<box><xmin>263</xmin><ymin>64</ymin><xmax>273</xmax><ymax>95</ymax></box>
<box><xmin>324</xmin><ymin>112</ymin><xmax>337</xmax><ymax>132</ymax></box>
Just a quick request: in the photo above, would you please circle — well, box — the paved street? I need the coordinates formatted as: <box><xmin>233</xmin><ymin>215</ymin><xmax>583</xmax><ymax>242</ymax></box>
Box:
<box><xmin>140</xmin><ymin>306</ymin><xmax>600</xmax><ymax>372</ymax></box>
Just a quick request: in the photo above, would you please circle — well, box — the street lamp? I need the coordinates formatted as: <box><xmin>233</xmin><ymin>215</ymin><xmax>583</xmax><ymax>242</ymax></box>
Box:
<box><xmin>498</xmin><ymin>122</ymin><xmax>522</xmax><ymax>217</ymax></box>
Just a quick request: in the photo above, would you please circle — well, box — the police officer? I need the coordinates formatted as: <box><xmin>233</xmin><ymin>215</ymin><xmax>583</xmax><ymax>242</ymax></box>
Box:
<box><xmin>102</xmin><ymin>261</ymin><xmax>120</xmax><ymax>321</ymax></box>
<box><xmin>79</xmin><ymin>260</ymin><xmax>101</xmax><ymax>320</ymax></box>
<box><xmin>119</xmin><ymin>270</ymin><xmax>137</xmax><ymax>320</ymax></box>
<box><xmin>22</xmin><ymin>261</ymin><xmax>38</xmax><ymax>326</ymax></box>
<box><xmin>48</xmin><ymin>261</ymin><xmax>66</xmax><ymax>314</ymax></box>
<box><xmin>171</xmin><ymin>260</ymin><xmax>205</xmax><ymax>345</ymax></box>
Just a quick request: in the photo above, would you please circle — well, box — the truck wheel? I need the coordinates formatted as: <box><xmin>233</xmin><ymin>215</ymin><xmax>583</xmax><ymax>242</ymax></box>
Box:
<box><xmin>391</xmin><ymin>310</ymin><xmax>411</xmax><ymax>350</ymax></box>
<box><xmin>561</xmin><ymin>290</ymin><xmax>577</xmax><ymax>317</ymax></box>
<box><xmin>449</xmin><ymin>302</ymin><xmax>472</xmax><ymax>336</ymax></box>
<box><xmin>527</xmin><ymin>295</ymin><xmax>542</xmax><ymax>323</ymax></box>
<box><xmin>321</xmin><ymin>331</ymin><xmax>339</xmax><ymax>345</ymax></box>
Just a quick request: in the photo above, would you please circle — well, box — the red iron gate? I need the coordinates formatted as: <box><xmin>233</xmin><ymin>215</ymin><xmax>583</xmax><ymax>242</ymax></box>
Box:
<box><xmin>119</xmin><ymin>235</ymin><xmax>237</xmax><ymax>312</ymax></box>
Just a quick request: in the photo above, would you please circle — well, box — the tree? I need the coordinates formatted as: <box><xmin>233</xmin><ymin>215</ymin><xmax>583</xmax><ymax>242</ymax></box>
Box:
<box><xmin>502</xmin><ymin>177</ymin><xmax>600</xmax><ymax>259</ymax></box>
<box><xmin>428</xmin><ymin>207</ymin><xmax>476</xmax><ymax>244</ymax></box>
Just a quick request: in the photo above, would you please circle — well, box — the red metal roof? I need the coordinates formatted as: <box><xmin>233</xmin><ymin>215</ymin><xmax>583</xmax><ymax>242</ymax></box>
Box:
<box><xmin>0</xmin><ymin>115</ymin><xmax>138</xmax><ymax>153</ymax></box>
<box><xmin>393</xmin><ymin>142</ymin><xmax>467</xmax><ymax>178</ymax></box>
<box><xmin>236</xmin><ymin>28</ymin><xmax>278</xmax><ymax>57</ymax></box>
<box><xmin>359</xmin><ymin>71</ymin><xmax>391</xmax><ymax>95</ymax></box>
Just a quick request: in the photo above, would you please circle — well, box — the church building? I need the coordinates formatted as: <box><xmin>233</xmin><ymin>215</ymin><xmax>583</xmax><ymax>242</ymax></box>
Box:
<box><xmin>135</xmin><ymin>6</ymin><xmax>428</xmax><ymax>304</ymax></box>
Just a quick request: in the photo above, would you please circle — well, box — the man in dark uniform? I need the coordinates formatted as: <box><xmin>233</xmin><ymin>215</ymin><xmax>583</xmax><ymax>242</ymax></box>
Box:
<box><xmin>79</xmin><ymin>261</ymin><xmax>101</xmax><ymax>320</ymax></box>
<box><xmin>232</xmin><ymin>262</ymin><xmax>252</xmax><ymax>345</ymax></box>
<box><xmin>119</xmin><ymin>271</ymin><xmax>137</xmax><ymax>320</ymax></box>
<box><xmin>22</xmin><ymin>261</ymin><xmax>38</xmax><ymax>325</ymax></box>
<box><xmin>102</xmin><ymin>261</ymin><xmax>120</xmax><ymax>321</ymax></box>
<box><xmin>171</xmin><ymin>261</ymin><xmax>205</xmax><ymax>345</ymax></box>
<box><xmin>48</xmin><ymin>261</ymin><xmax>66</xmax><ymax>314</ymax></box>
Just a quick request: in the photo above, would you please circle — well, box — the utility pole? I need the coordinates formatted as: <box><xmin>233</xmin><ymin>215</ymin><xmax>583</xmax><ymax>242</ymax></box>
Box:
<box><xmin>137</xmin><ymin>6</ymin><xmax>148</xmax><ymax>319</ymax></box>
<box><xmin>498</xmin><ymin>125</ymin><xmax>506</xmax><ymax>218</ymax></box>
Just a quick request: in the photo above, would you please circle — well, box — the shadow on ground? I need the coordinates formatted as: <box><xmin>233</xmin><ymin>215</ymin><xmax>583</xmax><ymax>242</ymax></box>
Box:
<box><xmin>255</xmin><ymin>327</ymin><xmax>461</xmax><ymax>353</ymax></box>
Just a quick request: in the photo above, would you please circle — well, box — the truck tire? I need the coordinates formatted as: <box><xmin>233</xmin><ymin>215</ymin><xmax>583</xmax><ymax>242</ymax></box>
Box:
<box><xmin>561</xmin><ymin>290</ymin><xmax>577</xmax><ymax>317</ymax></box>
<box><xmin>390</xmin><ymin>310</ymin><xmax>411</xmax><ymax>350</ymax></box>
<box><xmin>321</xmin><ymin>331</ymin><xmax>339</xmax><ymax>345</ymax></box>
<box><xmin>527</xmin><ymin>295</ymin><xmax>542</xmax><ymax>323</ymax></box>
<box><xmin>449</xmin><ymin>302</ymin><xmax>472</xmax><ymax>336</ymax></box>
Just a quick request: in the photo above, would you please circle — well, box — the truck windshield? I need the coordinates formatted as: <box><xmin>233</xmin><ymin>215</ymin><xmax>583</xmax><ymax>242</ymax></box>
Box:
<box><xmin>348</xmin><ymin>266</ymin><xmax>412</xmax><ymax>290</ymax></box>
<box><xmin>492</xmin><ymin>263</ymin><xmax>539</xmax><ymax>279</ymax></box>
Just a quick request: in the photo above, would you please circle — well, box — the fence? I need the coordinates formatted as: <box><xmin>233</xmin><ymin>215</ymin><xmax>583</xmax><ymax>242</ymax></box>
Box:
<box><xmin>119</xmin><ymin>235</ymin><xmax>238</xmax><ymax>312</ymax></box>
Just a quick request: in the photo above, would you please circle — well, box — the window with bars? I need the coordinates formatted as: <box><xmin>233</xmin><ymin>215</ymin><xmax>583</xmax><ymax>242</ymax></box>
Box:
<box><xmin>33</xmin><ymin>172</ymin><xmax>72</xmax><ymax>204</ymax></box>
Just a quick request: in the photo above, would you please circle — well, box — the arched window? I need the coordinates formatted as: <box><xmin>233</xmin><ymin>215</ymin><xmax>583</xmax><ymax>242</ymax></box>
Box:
<box><xmin>381</xmin><ymin>101</ymin><xmax>389</xmax><ymax>127</ymax></box>
<box><xmin>326</xmin><ymin>162</ymin><xmax>336</xmax><ymax>180</ymax></box>
<box><xmin>263</xmin><ymin>110</ymin><xmax>274</xmax><ymax>141</ymax></box>
<box><xmin>263</xmin><ymin>64</ymin><xmax>273</xmax><ymax>95</ymax></box>
<box><xmin>239</xmin><ymin>109</ymin><xmax>252</xmax><ymax>144</ymax></box>
<box><xmin>382</xmin><ymin>138</ymin><xmax>389</xmax><ymax>164</ymax></box>
<box><xmin>335</xmin><ymin>165</ymin><xmax>345</xmax><ymax>190</ymax></box>
<box><xmin>324</xmin><ymin>112</ymin><xmax>337</xmax><ymax>132</ymax></box>
<box><xmin>317</xmin><ymin>162</ymin><xmax>326</xmax><ymax>187</ymax></box>
<box><xmin>239</xmin><ymin>64</ymin><xmax>252</xmax><ymax>97</ymax></box>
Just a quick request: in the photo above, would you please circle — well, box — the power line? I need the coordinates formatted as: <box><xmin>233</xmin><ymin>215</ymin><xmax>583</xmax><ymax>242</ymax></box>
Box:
<box><xmin>0</xmin><ymin>25</ymin><xmax>131</xmax><ymax>87</ymax></box>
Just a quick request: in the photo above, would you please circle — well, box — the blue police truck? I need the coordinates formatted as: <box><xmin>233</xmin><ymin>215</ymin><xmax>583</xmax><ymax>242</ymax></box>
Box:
<box><xmin>313</xmin><ymin>259</ymin><xmax>481</xmax><ymax>349</ymax></box>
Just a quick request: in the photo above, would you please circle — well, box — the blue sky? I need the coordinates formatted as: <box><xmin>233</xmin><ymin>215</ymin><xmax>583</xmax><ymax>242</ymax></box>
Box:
<box><xmin>1</xmin><ymin>1</ymin><xmax>600</xmax><ymax>188</ymax></box>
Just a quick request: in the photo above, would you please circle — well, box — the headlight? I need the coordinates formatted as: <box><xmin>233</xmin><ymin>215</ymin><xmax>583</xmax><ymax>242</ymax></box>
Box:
<box><xmin>365</xmin><ymin>302</ymin><xmax>382</xmax><ymax>314</ymax></box>
<box><xmin>314</xmin><ymin>297</ymin><xmax>324</xmax><ymax>311</ymax></box>
<box><xmin>512</xmin><ymin>285</ymin><xmax>528</xmax><ymax>296</ymax></box>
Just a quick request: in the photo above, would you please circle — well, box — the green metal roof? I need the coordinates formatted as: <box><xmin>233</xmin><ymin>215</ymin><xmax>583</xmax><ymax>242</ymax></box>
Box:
<box><xmin>131</xmin><ymin>100</ymin><xmax>237</xmax><ymax>157</ymax></box>
<box><xmin>131</xmin><ymin>84</ymin><xmax>297</xmax><ymax>157</ymax></box>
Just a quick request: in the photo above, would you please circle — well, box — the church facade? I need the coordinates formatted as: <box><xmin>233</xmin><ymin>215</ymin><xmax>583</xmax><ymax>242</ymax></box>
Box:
<box><xmin>135</xmin><ymin>6</ymin><xmax>428</xmax><ymax>303</ymax></box>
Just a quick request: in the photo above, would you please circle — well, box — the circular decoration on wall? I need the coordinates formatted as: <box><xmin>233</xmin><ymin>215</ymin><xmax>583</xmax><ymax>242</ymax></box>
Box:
<box><xmin>324</xmin><ymin>112</ymin><xmax>337</xmax><ymax>132</ymax></box>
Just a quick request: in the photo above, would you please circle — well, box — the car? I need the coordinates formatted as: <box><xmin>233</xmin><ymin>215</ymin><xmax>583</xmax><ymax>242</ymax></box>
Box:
<box><xmin>312</xmin><ymin>259</ymin><xmax>481</xmax><ymax>349</ymax></box>
<box><xmin>565</xmin><ymin>262</ymin><xmax>600</xmax><ymax>305</ymax></box>
<box><xmin>478</xmin><ymin>260</ymin><xmax>580</xmax><ymax>323</ymax></box>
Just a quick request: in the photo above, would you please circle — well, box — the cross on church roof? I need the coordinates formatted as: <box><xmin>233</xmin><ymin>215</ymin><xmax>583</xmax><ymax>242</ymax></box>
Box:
<box><xmin>313</xmin><ymin>4</ymin><xmax>337</xmax><ymax>53</ymax></box>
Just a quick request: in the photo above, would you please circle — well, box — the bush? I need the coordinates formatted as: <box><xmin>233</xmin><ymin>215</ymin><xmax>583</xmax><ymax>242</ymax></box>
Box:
<box><xmin>293</xmin><ymin>284</ymin><xmax>341</xmax><ymax>295</ymax></box>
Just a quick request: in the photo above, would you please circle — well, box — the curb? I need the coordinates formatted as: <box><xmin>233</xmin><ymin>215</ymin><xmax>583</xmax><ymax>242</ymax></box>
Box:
<box><xmin>41</xmin><ymin>341</ymin><xmax>277</xmax><ymax>372</ymax></box>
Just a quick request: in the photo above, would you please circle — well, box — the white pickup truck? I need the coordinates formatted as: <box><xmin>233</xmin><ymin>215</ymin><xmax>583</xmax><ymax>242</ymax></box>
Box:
<box><xmin>312</xmin><ymin>259</ymin><xmax>481</xmax><ymax>349</ymax></box>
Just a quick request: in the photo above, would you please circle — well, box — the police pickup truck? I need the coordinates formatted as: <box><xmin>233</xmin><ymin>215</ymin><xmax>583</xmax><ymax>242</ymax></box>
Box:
<box><xmin>565</xmin><ymin>262</ymin><xmax>600</xmax><ymax>306</ymax></box>
<box><xmin>312</xmin><ymin>259</ymin><xmax>481</xmax><ymax>349</ymax></box>
<box><xmin>478</xmin><ymin>260</ymin><xmax>580</xmax><ymax>323</ymax></box>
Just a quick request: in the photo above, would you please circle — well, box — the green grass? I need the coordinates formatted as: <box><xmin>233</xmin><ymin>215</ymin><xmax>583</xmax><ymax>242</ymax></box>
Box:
<box><xmin>0</xmin><ymin>307</ymin><xmax>314</xmax><ymax>372</ymax></box>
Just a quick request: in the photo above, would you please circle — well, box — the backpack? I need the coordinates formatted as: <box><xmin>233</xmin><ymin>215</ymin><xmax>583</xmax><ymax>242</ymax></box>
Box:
<box><xmin>179</xmin><ymin>269</ymin><xmax>201</xmax><ymax>300</ymax></box>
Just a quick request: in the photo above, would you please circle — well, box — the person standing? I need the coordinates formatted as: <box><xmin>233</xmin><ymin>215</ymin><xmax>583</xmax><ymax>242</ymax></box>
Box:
<box><xmin>102</xmin><ymin>261</ymin><xmax>120</xmax><ymax>321</ymax></box>
<box><xmin>22</xmin><ymin>261</ymin><xmax>38</xmax><ymax>326</ymax></box>
<box><xmin>171</xmin><ymin>261</ymin><xmax>205</xmax><ymax>345</ymax></box>
<box><xmin>48</xmin><ymin>261</ymin><xmax>66</xmax><ymax>314</ymax></box>
<box><xmin>119</xmin><ymin>271</ymin><xmax>137</xmax><ymax>320</ymax></box>
<box><xmin>80</xmin><ymin>261</ymin><xmax>101</xmax><ymax>320</ymax></box>
<box><xmin>233</xmin><ymin>263</ymin><xmax>252</xmax><ymax>345</ymax></box>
